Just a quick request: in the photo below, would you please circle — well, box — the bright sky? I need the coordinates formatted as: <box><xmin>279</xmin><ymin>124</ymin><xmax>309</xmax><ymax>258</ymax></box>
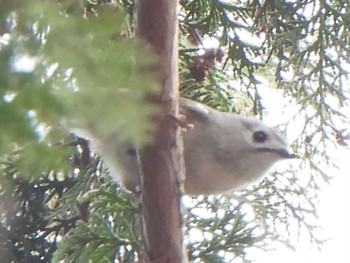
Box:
<box><xmin>256</xmin><ymin>86</ymin><xmax>350</xmax><ymax>263</ymax></box>
<box><xmin>259</xmin><ymin>150</ymin><xmax>350</xmax><ymax>263</ymax></box>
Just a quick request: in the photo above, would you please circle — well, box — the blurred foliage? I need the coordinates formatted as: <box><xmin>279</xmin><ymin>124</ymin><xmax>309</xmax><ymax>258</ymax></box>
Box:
<box><xmin>0</xmin><ymin>0</ymin><xmax>156</xmax><ymax>262</ymax></box>
<box><xmin>0</xmin><ymin>138</ymin><xmax>140</xmax><ymax>263</ymax></box>
<box><xmin>0</xmin><ymin>0</ymin><xmax>158</xmax><ymax>173</ymax></box>
<box><xmin>0</xmin><ymin>0</ymin><xmax>349</xmax><ymax>263</ymax></box>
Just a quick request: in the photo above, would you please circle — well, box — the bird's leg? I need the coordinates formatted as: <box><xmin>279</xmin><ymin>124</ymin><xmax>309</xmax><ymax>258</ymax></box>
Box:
<box><xmin>165</xmin><ymin>113</ymin><xmax>194</xmax><ymax>132</ymax></box>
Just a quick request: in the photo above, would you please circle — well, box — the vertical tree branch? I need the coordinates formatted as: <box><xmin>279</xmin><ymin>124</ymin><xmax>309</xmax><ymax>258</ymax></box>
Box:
<box><xmin>136</xmin><ymin>0</ymin><xmax>185</xmax><ymax>263</ymax></box>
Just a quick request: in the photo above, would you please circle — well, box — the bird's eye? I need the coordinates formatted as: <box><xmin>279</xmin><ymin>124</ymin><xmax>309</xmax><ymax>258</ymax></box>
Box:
<box><xmin>253</xmin><ymin>131</ymin><xmax>268</xmax><ymax>143</ymax></box>
<box><xmin>126</xmin><ymin>148</ymin><xmax>137</xmax><ymax>156</ymax></box>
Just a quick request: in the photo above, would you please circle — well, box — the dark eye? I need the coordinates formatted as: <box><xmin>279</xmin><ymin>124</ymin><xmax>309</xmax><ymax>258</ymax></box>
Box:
<box><xmin>126</xmin><ymin>147</ymin><xmax>137</xmax><ymax>157</ymax></box>
<box><xmin>253</xmin><ymin>131</ymin><xmax>268</xmax><ymax>143</ymax></box>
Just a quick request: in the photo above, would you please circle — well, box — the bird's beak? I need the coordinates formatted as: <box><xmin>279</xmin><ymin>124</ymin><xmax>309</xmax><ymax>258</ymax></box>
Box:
<box><xmin>281</xmin><ymin>150</ymin><xmax>300</xmax><ymax>159</ymax></box>
<box><xmin>286</xmin><ymin>152</ymin><xmax>300</xmax><ymax>159</ymax></box>
<box><xmin>259</xmin><ymin>148</ymin><xmax>301</xmax><ymax>159</ymax></box>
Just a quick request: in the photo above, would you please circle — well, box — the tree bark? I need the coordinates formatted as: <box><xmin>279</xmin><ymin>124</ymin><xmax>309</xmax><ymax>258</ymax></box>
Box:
<box><xmin>136</xmin><ymin>0</ymin><xmax>185</xmax><ymax>263</ymax></box>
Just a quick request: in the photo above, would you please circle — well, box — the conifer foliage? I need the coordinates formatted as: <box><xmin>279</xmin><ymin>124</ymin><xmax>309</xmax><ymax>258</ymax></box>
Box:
<box><xmin>0</xmin><ymin>0</ymin><xmax>349</xmax><ymax>262</ymax></box>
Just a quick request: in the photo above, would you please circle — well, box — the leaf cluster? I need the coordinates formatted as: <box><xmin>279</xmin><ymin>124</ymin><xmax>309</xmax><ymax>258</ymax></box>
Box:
<box><xmin>0</xmin><ymin>1</ymin><xmax>155</xmax><ymax>262</ymax></box>
<box><xmin>0</xmin><ymin>157</ymin><xmax>76</xmax><ymax>263</ymax></box>
<box><xmin>51</xmin><ymin>169</ymin><xmax>140</xmax><ymax>263</ymax></box>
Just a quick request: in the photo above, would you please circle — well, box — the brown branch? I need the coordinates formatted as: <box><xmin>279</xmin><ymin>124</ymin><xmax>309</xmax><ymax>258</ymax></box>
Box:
<box><xmin>136</xmin><ymin>0</ymin><xmax>186</xmax><ymax>262</ymax></box>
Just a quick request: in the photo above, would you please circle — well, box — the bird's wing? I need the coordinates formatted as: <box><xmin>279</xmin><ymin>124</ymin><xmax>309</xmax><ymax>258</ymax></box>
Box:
<box><xmin>179</xmin><ymin>98</ymin><xmax>211</xmax><ymax>123</ymax></box>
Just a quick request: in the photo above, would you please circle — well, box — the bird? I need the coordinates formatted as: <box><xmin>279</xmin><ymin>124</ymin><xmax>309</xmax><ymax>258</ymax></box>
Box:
<box><xmin>72</xmin><ymin>98</ymin><xmax>298</xmax><ymax>195</ymax></box>
<box><xmin>179</xmin><ymin>98</ymin><xmax>298</xmax><ymax>194</ymax></box>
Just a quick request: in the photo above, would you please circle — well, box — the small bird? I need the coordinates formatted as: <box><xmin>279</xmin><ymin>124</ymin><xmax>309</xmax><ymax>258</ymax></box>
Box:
<box><xmin>73</xmin><ymin>98</ymin><xmax>298</xmax><ymax>195</ymax></box>
<box><xmin>179</xmin><ymin>98</ymin><xmax>298</xmax><ymax>194</ymax></box>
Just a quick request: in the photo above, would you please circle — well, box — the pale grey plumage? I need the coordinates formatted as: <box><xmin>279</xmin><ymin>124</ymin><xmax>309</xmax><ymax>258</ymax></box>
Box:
<box><xmin>179</xmin><ymin>98</ymin><xmax>297</xmax><ymax>194</ymax></box>
<box><xmin>73</xmin><ymin>98</ymin><xmax>298</xmax><ymax>195</ymax></box>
